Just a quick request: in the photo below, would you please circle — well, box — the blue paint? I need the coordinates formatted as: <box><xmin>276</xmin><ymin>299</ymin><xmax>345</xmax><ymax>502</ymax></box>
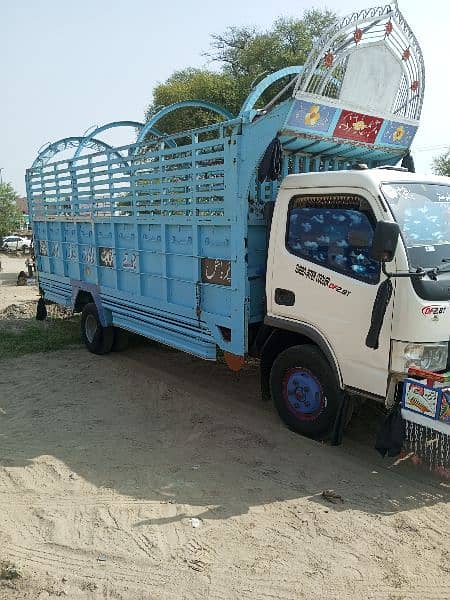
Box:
<box><xmin>74</xmin><ymin>121</ymin><xmax>144</xmax><ymax>157</ymax></box>
<box><xmin>285</xmin><ymin>100</ymin><xmax>338</xmax><ymax>135</ymax></box>
<box><xmin>31</xmin><ymin>137</ymin><xmax>123</xmax><ymax>169</ymax></box>
<box><xmin>136</xmin><ymin>100</ymin><xmax>234</xmax><ymax>145</ymax></box>
<box><xmin>27</xmin><ymin>66</ymin><xmax>413</xmax><ymax>361</ymax></box>
<box><xmin>239</xmin><ymin>66</ymin><xmax>303</xmax><ymax>120</ymax></box>
<box><xmin>70</xmin><ymin>280</ymin><xmax>110</xmax><ymax>326</ymax></box>
<box><xmin>378</xmin><ymin>120</ymin><xmax>417</xmax><ymax>148</ymax></box>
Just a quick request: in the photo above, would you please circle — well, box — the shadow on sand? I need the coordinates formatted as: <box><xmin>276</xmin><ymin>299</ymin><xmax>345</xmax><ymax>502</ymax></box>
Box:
<box><xmin>0</xmin><ymin>341</ymin><xmax>448</xmax><ymax>524</ymax></box>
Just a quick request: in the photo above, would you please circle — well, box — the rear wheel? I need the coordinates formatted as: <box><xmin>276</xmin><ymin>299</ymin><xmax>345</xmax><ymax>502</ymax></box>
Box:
<box><xmin>270</xmin><ymin>345</ymin><xmax>345</xmax><ymax>439</ymax></box>
<box><xmin>81</xmin><ymin>303</ymin><xmax>114</xmax><ymax>355</ymax></box>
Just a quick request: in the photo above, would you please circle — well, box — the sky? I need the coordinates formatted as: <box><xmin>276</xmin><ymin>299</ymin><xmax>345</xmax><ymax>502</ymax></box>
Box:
<box><xmin>1</xmin><ymin>0</ymin><xmax>449</xmax><ymax>196</ymax></box>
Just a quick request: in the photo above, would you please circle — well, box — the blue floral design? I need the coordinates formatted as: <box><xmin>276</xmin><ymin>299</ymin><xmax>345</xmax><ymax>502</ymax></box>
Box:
<box><xmin>288</xmin><ymin>207</ymin><xmax>380</xmax><ymax>283</ymax></box>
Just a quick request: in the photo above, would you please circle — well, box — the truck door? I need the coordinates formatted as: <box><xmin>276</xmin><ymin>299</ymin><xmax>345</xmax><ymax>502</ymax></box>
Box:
<box><xmin>267</xmin><ymin>188</ymin><xmax>393</xmax><ymax>397</ymax></box>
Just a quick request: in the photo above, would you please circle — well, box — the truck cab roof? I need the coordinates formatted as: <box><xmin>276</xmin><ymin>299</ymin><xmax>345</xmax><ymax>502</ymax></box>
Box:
<box><xmin>280</xmin><ymin>169</ymin><xmax>450</xmax><ymax>196</ymax></box>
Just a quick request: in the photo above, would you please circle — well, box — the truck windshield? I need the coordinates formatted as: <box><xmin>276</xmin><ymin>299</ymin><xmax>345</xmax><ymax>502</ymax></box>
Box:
<box><xmin>381</xmin><ymin>182</ymin><xmax>450</xmax><ymax>269</ymax></box>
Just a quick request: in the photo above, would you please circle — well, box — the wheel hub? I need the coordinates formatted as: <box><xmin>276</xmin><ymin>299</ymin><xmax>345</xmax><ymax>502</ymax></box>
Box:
<box><xmin>85</xmin><ymin>313</ymin><xmax>98</xmax><ymax>343</ymax></box>
<box><xmin>283</xmin><ymin>368</ymin><xmax>325</xmax><ymax>421</ymax></box>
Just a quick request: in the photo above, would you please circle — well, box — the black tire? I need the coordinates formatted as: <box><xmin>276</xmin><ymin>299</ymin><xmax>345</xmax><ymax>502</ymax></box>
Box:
<box><xmin>21</xmin><ymin>245</ymin><xmax>27</xmax><ymax>252</ymax></box>
<box><xmin>112</xmin><ymin>327</ymin><xmax>129</xmax><ymax>352</ymax></box>
<box><xmin>270</xmin><ymin>344</ymin><xmax>344</xmax><ymax>440</ymax></box>
<box><xmin>80</xmin><ymin>303</ymin><xmax>114</xmax><ymax>355</ymax></box>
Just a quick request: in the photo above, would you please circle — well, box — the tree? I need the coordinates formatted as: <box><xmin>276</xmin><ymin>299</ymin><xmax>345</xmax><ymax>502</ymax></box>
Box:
<box><xmin>207</xmin><ymin>11</ymin><xmax>336</xmax><ymax>81</ymax></box>
<box><xmin>145</xmin><ymin>68</ymin><xmax>241</xmax><ymax>135</ymax></box>
<box><xmin>144</xmin><ymin>10</ymin><xmax>337</xmax><ymax>134</ymax></box>
<box><xmin>432</xmin><ymin>150</ymin><xmax>450</xmax><ymax>177</ymax></box>
<box><xmin>0</xmin><ymin>182</ymin><xmax>24</xmax><ymax>239</ymax></box>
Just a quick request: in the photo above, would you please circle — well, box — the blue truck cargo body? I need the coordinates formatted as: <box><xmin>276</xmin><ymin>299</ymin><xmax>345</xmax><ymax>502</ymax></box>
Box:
<box><xmin>27</xmin><ymin>54</ymin><xmax>417</xmax><ymax>360</ymax></box>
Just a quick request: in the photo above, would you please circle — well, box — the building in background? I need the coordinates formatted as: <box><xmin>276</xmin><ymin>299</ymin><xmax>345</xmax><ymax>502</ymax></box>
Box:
<box><xmin>15</xmin><ymin>196</ymin><xmax>31</xmax><ymax>231</ymax></box>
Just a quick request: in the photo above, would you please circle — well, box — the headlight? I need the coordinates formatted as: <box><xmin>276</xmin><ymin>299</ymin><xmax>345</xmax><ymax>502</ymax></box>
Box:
<box><xmin>390</xmin><ymin>341</ymin><xmax>448</xmax><ymax>373</ymax></box>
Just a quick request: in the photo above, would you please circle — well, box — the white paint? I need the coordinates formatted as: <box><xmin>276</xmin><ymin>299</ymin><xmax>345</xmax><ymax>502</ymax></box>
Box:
<box><xmin>267</xmin><ymin>169</ymin><xmax>450</xmax><ymax>402</ymax></box>
<box><xmin>339</xmin><ymin>43</ymin><xmax>403</xmax><ymax>115</ymax></box>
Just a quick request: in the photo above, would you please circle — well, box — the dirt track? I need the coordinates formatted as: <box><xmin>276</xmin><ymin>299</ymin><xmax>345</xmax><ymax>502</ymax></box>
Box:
<box><xmin>0</xmin><ymin>342</ymin><xmax>449</xmax><ymax>599</ymax></box>
<box><xmin>0</xmin><ymin>256</ymin><xmax>449</xmax><ymax>599</ymax></box>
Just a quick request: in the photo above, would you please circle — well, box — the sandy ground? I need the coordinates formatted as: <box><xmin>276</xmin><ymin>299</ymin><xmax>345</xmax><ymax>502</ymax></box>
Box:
<box><xmin>0</xmin><ymin>257</ymin><xmax>449</xmax><ymax>599</ymax></box>
<box><xmin>0</xmin><ymin>254</ymin><xmax>39</xmax><ymax>311</ymax></box>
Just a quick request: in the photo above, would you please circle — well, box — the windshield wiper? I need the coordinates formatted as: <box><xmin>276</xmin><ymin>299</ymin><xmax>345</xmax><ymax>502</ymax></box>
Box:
<box><xmin>416</xmin><ymin>266</ymin><xmax>438</xmax><ymax>280</ymax></box>
<box><xmin>411</xmin><ymin>264</ymin><xmax>450</xmax><ymax>279</ymax></box>
<box><xmin>382</xmin><ymin>264</ymin><xmax>438</xmax><ymax>279</ymax></box>
<box><xmin>401</xmin><ymin>259</ymin><xmax>450</xmax><ymax>280</ymax></box>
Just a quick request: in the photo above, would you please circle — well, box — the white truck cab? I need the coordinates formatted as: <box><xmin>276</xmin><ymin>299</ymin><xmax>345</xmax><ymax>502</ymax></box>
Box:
<box><xmin>264</xmin><ymin>168</ymin><xmax>450</xmax><ymax>436</ymax></box>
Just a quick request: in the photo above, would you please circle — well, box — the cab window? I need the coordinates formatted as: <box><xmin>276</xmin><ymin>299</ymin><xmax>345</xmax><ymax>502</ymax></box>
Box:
<box><xmin>286</xmin><ymin>193</ymin><xmax>380</xmax><ymax>284</ymax></box>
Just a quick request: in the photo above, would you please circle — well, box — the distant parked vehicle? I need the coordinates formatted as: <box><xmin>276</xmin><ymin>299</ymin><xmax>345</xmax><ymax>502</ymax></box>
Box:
<box><xmin>1</xmin><ymin>235</ymin><xmax>31</xmax><ymax>252</ymax></box>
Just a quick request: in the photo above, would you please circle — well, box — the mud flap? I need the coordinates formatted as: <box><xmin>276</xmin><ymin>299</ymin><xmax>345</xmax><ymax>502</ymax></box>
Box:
<box><xmin>331</xmin><ymin>394</ymin><xmax>350</xmax><ymax>446</ymax></box>
<box><xmin>375</xmin><ymin>403</ymin><xmax>405</xmax><ymax>458</ymax></box>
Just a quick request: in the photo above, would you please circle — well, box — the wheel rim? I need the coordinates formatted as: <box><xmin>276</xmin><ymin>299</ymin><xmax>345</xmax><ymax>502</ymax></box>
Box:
<box><xmin>85</xmin><ymin>314</ymin><xmax>98</xmax><ymax>343</ymax></box>
<box><xmin>282</xmin><ymin>367</ymin><xmax>326</xmax><ymax>421</ymax></box>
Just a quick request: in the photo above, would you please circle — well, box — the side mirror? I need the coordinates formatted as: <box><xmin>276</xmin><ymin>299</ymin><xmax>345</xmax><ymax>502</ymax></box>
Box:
<box><xmin>371</xmin><ymin>221</ymin><xmax>400</xmax><ymax>262</ymax></box>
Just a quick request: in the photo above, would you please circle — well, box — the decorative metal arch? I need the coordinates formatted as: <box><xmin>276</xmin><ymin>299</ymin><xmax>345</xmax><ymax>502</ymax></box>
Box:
<box><xmin>31</xmin><ymin>136</ymin><xmax>124</xmax><ymax>169</ymax></box>
<box><xmin>239</xmin><ymin>66</ymin><xmax>303</xmax><ymax>118</ymax></box>
<box><xmin>136</xmin><ymin>100</ymin><xmax>235</xmax><ymax>144</ymax></box>
<box><xmin>74</xmin><ymin>121</ymin><xmax>141</xmax><ymax>157</ymax></box>
<box><xmin>293</xmin><ymin>1</ymin><xmax>425</xmax><ymax>121</ymax></box>
<box><xmin>73</xmin><ymin>120</ymin><xmax>175</xmax><ymax>157</ymax></box>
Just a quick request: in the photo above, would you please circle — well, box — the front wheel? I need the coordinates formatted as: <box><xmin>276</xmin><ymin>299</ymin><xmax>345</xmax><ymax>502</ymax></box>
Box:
<box><xmin>81</xmin><ymin>303</ymin><xmax>114</xmax><ymax>355</ymax></box>
<box><xmin>270</xmin><ymin>345</ymin><xmax>344</xmax><ymax>440</ymax></box>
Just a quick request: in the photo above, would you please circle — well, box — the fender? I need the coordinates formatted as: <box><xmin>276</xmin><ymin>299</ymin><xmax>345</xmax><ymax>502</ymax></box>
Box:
<box><xmin>71</xmin><ymin>280</ymin><xmax>111</xmax><ymax>327</ymax></box>
<box><xmin>264</xmin><ymin>315</ymin><xmax>343</xmax><ymax>388</ymax></box>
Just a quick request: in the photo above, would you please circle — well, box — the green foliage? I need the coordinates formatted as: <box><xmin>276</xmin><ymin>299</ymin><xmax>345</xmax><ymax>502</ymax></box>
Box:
<box><xmin>432</xmin><ymin>151</ymin><xmax>450</xmax><ymax>177</ymax></box>
<box><xmin>0</xmin><ymin>318</ymin><xmax>81</xmax><ymax>360</ymax></box>
<box><xmin>0</xmin><ymin>182</ymin><xmax>24</xmax><ymax>238</ymax></box>
<box><xmin>208</xmin><ymin>11</ymin><xmax>336</xmax><ymax>80</ymax></box>
<box><xmin>145</xmin><ymin>69</ymin><xmax>241</xmax><ymax>134</ymax></box>
<box><xmin>144</xmin><ymin>9</ymin><xmax>337</xmax><ymax>135</ymax></box>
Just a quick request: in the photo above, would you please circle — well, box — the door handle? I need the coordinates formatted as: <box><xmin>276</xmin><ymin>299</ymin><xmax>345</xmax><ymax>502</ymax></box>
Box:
<box><xmin>275</xmin><ymin>288</ymin><xmax>295</xmax><ymax>306</ymax></box>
